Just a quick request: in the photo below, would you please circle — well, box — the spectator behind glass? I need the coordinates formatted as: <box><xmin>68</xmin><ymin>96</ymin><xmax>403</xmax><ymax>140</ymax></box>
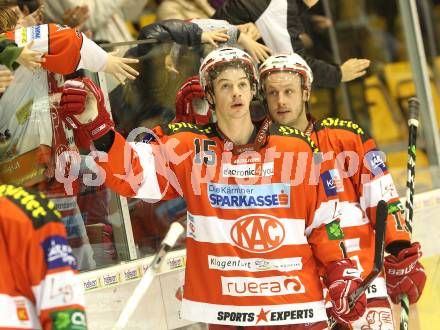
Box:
<box><xmin>157</xmin><ymin>0</ymin><xmax>215</xmax><ymax>21</ymax></box>
<box><xmin>43</xmin><ymin>0</ymin><xmax>148</xmax><ymax>44</ymax></box>
<box><xmin>213</xmin><ymin>0</ymin><xmax>371</xmax><ymax>88</ymax></box>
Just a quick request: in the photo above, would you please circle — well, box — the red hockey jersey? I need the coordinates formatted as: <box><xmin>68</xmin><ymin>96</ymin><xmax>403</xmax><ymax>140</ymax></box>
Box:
<box><xmin>5</xmin><ymin>24</ymin><xmax>108</xmax><ymax>74</ymax></box>
<box><xmin>96</xmin><ymin>121</ymin><xmax>348</xmax><ymax>326</ymax></box>
<box><xmin>0</xmin><ymin>184</ymin><xmax>86</xmax><ymax>330</ymax></box>
<box><xmin>310</xmin><ymin>117</ymin><xmax>410</xmax><ymax>300</ymax></box>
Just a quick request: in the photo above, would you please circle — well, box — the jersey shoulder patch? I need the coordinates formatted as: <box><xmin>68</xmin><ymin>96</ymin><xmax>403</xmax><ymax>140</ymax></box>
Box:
<box><xmin>0</xmin><ymin>184</ymin><xmax>62</xmax><ymax>229</ymax></box>
<box><xmin>315</xmin><ymin>117</ymin><xmax>371</xmax><ymax>142</ymax></box>
<box><xmin>271</xmin><ymin>123</ymin><xmax>319</xmax><ymax>153</ymax></box>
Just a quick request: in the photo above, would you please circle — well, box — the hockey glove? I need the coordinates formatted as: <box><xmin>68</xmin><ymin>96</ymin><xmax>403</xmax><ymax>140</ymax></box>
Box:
<box><xmin>174</xmin><ymin>75</ymin><xmax>212</xmax><ymax>125</ymax></box>
<box><xmin>384</xmin><ymin>242</ymin><xmax>426</xmax><ymax>304</ymax></box>
<box><xmin>324</xmin><ymin>259</ymin><xmax>367</xmax><ymax>325</ymax></box>
<box><xmin>60</xmin><ymin>78</ymin><xmax>114</xmax><ymax>149</ymax></box>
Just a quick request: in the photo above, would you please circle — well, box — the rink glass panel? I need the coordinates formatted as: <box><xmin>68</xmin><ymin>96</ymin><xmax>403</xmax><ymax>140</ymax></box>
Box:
<box><xmin>0</xmin><ymin>69</ymin><xmax>131</xmax><ymax>272</ymax></box>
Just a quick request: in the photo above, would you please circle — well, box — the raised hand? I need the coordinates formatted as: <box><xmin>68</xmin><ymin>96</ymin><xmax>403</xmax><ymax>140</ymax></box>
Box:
<box><xmin>236</xmin><ymin>23</ymin><xmax>261</xmax><ymax>41</ymax></box>
<box><xmin>15</xmin><ymin>41</ymin><xmax>46</xmax><ymax>70</ymax></box>
<box><xmin>341</xmin><ymin>58</ymin><xmax>371</xmax><ymax>82</ymax></box>
<box><xmin>238</xmin><ymin>32</ymin><xmax>272</xmax><ymax>63</ymax></box>
<box><xmin>104</xmin><ymin>52</ymin><xmax>139</xmax><ymax>84</ymax></box>
<box><xmin>201</xmin><ymin>29</ymin><xmax>229</xmax><ymax>47</ymax></box>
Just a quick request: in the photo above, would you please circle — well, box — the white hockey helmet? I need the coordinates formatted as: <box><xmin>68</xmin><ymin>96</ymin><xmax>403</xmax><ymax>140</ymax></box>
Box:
<box><xmin>199</xmin><ymin>47</ymin><xmax>259</xmax><ymax>93</ymax></box>
<box><xmin>259</xmin><ymin>53</ymin><xmax>313</xmax><ymax>92</ymax></box>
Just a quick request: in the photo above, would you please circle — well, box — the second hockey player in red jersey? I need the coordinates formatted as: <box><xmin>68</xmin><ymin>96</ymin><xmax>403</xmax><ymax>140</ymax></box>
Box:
<box><xmin>259</xmin><ymin>52</ymin><xmax>426</xmax><ymax>329</ymax></box>
<box><xmin>57</xmin><ymin>47</ymin><xmax>369</xmax><ymax>329</ymax></box>
<box><xmin>0</xmin><ymin>184</ymin><xmax>87</xmax><ymax>330</ymax></box>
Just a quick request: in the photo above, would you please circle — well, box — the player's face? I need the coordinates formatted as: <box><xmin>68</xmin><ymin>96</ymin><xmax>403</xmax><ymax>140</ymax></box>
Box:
<box><xmin>264</xmin><ymin>72</ymin><xmax>308</xmax><ymax>127</ymax></box>
<box><xmin>211</xmin><ymin>67</ymin><xmax>253</xmax><ymax>121</ymax></box>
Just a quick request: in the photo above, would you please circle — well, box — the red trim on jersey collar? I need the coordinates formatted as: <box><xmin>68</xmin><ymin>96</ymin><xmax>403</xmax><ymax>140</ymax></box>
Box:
<box><xmin>215</xmin><ymin>117</ymin><xmax>271</xmax><ymax>155</ymax></box>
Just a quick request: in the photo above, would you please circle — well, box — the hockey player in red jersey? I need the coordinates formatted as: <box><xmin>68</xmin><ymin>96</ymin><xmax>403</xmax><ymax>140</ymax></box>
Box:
<box><xmin>0</xmin><ymin>184</ymin><xmax>87</xmax><ymax>330</ymax></box>
<box><xmin>259</xmin><ymin>53</ymin><xmax>426</xmax><ymax>329</ymax></box>
<box><xmin>57</xmin><ymin>47</ymin><xmax>368</xmax><ymax>329</ymax></box>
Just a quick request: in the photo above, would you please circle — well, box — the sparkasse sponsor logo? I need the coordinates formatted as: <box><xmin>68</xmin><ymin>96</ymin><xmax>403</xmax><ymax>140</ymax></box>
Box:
<box><xmin>222</xmin><ymin>162</ymin><xmax>274</xmax><ymax>178</ymax></box>
<box><xmin>230</xmin><ymin>214</ymin><xmax>285</xmax><ymax>253</ymax></box>
<box><xmin>221</xmin><ymin>275</ymin><xmax>305</xmax><ymax>296</ymax></box>
<box><xmin>208</xmin><ymin>183</ymin><xmax>290</xmax><ymax>209</ymax></box>
<box><xmin>208</xmin><ymin>255</ymin><xmax>303</xmax><ymax>272</ymax></box>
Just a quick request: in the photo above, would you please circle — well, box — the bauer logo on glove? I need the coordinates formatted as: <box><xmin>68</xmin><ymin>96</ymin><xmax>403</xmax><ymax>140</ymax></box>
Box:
<box><xmin>384</xmin><ymin>242</ymin><xmax>426</xmax><ymax>304</ymax></box>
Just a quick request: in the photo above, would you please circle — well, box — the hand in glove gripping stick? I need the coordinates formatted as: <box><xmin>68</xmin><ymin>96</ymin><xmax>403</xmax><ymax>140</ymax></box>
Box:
<box><xmin>385</xmin><ymin>242</ymin><xmax>426</xmax><ymax>304</ymax></box>
<box><xmin>60</xmin><ymin>78</ymin><xmax>114</xmax><ymax>149</ymax></box>
<box><xmin>324</xmin><ymin>259</ymin><xmax>367</xmax><ymax>325</ymax></box>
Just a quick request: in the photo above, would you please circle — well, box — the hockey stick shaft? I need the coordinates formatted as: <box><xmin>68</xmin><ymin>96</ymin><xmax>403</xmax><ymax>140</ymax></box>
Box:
<box><xmin>113</xmin><ymin>222</ymin><xmax>185</xmax><ymax>329</ymax></box>
<box><xmin>400</xmin><ymin>97</ymin><xmax>420</xmax><ymax>330</ymax></box>
<box><xmin>329</xmin><ymin>200</ymin><xmax>388</xmax><ymax>329</ymax></box>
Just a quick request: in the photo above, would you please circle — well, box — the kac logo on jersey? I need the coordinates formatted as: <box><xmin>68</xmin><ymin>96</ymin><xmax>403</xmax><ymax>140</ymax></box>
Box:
<box><xmin>321</xmin><ymin>169</ymin><xmax>344</xmax><ymax>196</ymax></box>
<box><xmin>365</xmin><ymin>150</ymin><xmax>387</xmax><ymax>176</ymax></box>
<box><xmin>42</xmin><ymin>236</ymin><xmax>77</xmax><ymax>270</ymax></box>
<box><xmin>230</xmin><ymin>214</ymin><xmax>285</xmax><ymax>253</ymax></box>
<box><xmin>208</xmin><ymin>183</ymin><xmax>290</xmax><ymax>209</ymax></box>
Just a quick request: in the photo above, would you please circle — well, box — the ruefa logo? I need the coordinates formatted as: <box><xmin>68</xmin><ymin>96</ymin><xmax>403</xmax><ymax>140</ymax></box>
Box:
<box><xmin>221</xmin><ymin>275</ymin><xmax>305</xmax><ymax>296</ymax></box>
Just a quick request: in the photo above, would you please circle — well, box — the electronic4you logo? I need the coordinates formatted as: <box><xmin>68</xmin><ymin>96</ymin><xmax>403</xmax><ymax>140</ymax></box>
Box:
<box><xmin>230</xmin><ymin>214</ymin><xmax>285</xmax><ymax>253</ymax></box>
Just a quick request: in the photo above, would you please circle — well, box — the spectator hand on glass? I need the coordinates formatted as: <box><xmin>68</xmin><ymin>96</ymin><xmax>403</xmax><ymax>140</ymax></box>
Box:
<box><xmin>104</xmin><ymin>52</ymin><xmax>140</xmax><ymax>84</ymax></box>
<box><xmin>310</xmin><ymin>14</ymin><xmax>332</xmax><ymax>31</ymax></box>
<box><xmin>341</xmin><ymin>58</ymin><xmax>370</xmax><ymax>82</ymax></box>
<box><xmin>164</xmin><ymin>53</ymin><xmax>179</xmax><ymax>75</ymax></box>
<box><xmin>236</xmin><ymin>22</ymin><xmax>261</xmax><ymax>40</ymax></box>
<box><xmin>238</xmin><ymin>32</ymin><xmax>272</xmax><ymax>63</ymax></box>
<box><xmin>16</xmin><ymin>41</ymin><xmax>46</xmax><ymax>70</ymax></box>
<box><xmin>201</xmin><ymin>29</ymin><xmax>229</xmax><ymax>47</ymax></box>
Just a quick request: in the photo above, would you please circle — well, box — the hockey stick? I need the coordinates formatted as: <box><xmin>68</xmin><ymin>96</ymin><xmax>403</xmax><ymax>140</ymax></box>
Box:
<box><xmin>400</xmin><ymin>97</ymin><xmax>420</xmax><ymax>330</ymax></box>
<box><xmin>329</xmin><ymin>200</ymin><xmax>388</xmax><ymax>329</ymax></box>
<box><xmin>113</xmin><ymin>222</ymin><xmax>185</xmax><ymax>330</ymax></box>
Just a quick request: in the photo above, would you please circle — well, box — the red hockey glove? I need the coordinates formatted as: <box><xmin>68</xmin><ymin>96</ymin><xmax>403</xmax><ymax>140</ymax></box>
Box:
<box><xmin>384</xmin><ymin>242</ymin><xmax>426</xmax><ymax>304</ymax></box>
<box><xmin>174</xmin><ymin>75</ymin><xmax>212</xmax><ymax>125</ymax></box>
<box><xmin>324</xmin><ymin>259</ymin><xmax>367</xmax><ymax>325</ymax></box>
<box><xmin>60</xmin><ymin>78</ymin><xmax>114</xmax><ymax>149</ymax></box>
